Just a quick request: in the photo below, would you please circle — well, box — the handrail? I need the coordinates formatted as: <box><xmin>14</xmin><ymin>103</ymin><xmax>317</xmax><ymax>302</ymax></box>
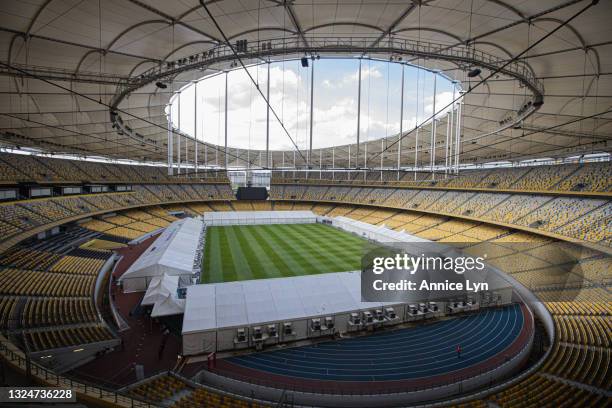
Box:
<box><xmin>0</xmin><ymin>335</ymin><xmax>158</xmax><ymax>408</ymax></box>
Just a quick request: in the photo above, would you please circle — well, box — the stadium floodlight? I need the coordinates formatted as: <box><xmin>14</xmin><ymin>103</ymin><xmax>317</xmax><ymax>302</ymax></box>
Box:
<box><xmin>300</xmin><ymin>56</ymin><xmax>309</xmax><ymax>67</ymax></box>
<box><xmin>155</xmin><ymin>81</ymin><xmax>167</xmax><ymax>89</ymax></box>
<box><xmin>467</xmin><ymin>68</ymin><xmax>482</xmax><ymax>77</ymax></box>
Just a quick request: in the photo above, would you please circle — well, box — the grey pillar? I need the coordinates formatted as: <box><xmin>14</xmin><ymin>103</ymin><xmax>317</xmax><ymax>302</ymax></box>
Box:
<box><xmin>194</xmin><ymin>82</ymin><xmax>198</xmax><ymax>174</ymax></box>
<box><xmin>348</xmin><ymin>145</ymin><xmax>351</xmax><ymax>180</ymax></box>
<box><xmin>444</xmin><ymin>112</ymin><xmax>450</xmax><ymax>177</ymax></box>
<box><xmin>266</xmin><ymin>61</ymin><xmax>271</xmax><ymax>168</ymax></box>
<box><xmin>430</xmin><ymin>72</ymin><xmax>437</xmax><ymax>178</ymax></box>
<box><xmin>319</xmin><ymin>149</ymin><xmax>322</xmax><ymax>179</ymax></box>
<box><xmin>397</xmin><ymin>64</ymin><xmax>404</xmax><ymax>180</ymax></box>
<box><xmin>177</xmin><ymin>93</ymin><xmax>181</xmax><ymax>174</ymax></box>
<box><xmin>224</xmin><ymin>71</ymin><xmax>228</xmax><ymax>169</ymax></box>
<box><xmin>309</xmin><ymin>59</ymin><xmax>314</xmax><ymax>167</ymax></box>
<box><xmin>414</xmin><ymin>127</ymin><xmax>419</xmax><ymax>181</ymax></box>
<box><xmin>167</xmin><ymin>107</ymin><xmax>173</xmax><ymax>175</ymax></box>
<box><xmin>447</xmin><ymin>84</ymin><xmax>456</xmax><ymax>177</ymax></box>
<box><xmin>380</xmin><ymin>139</ymin><xmax>384</xmax><ymax>181</ymax></box>
<box><xmin>455</xmin><ymin>97</ymin><xmax>463</xmax><ymax>174</ymax></box>
<box><xmin>332</xmin><ymin>147</ymin><xmax>335</xmax><ymax>180</ymax></box>
<box><xmin>356</xmin><ymin>59</ymin><xmax>362</xmax><ymax>164</ymax></box>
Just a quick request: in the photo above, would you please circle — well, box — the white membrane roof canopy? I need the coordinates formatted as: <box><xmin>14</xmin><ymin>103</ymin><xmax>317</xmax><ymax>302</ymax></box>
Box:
<box><xmin>0</xmin><ymin>1</ymin><xmax>609</xmax><ymax>167</ymax></box>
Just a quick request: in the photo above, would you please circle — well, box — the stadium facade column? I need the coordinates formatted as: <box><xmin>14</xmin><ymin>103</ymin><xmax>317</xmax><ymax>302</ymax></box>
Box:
<box><xmin>356</xmin><ymin>58</ymin><xmax>362</xmax><ymax>165</ymax></box>
<box><xmin>454</xmin><ymin>90</ymin><xmax>462</xmax><ymax>174</ymax></box>
<box><xmin>444</xmin><ymin>111</ymin><xmax>450</xmax><ymax>177</ymax></box>
<box><xmin>186</xmin><ymin>92</ymin><xmax>189</xmax><ymax>173</ymax></box>
<box><xmin>319</xmin><ymin>149</ymin><xmax>322</xmax><ymax>179</ymax></box>
<box><xmin>447</xmin><ymin>83</ymin><xmax>456</xmax><ymax>177</ymax></box>
<box><xmin>309</xmin><ymin>58</ymin><xmax>315</xmax><ymax>168</ymax></box>
<box><xmin>414</xmin><ymin>126</ymin><xmax>419</xmax><ymax>181</ymax></box>
<box><xmin>430</xmin><ymin>71</ymin><xmax>437</xmax><ymax>179</ymax></box>
<box><xmin>177</xmin><ymin>92</ymin><xmax>181</xmax><ymax>174</ymax></box>
<box><xmin>194</xmin><ymin>81</ymin><xmax>198</xmax><ymax>174</ymax></box>
<box><xmin>224</xmin><ymin>71</ymin><xmax>228</xmax><ymax>169</ymax></box>
<box><xmin>332</xmin><ymin>147</ymin><xmax>335</xmax><ymax>180</ymax></box>
<box><xmin>364</xmin><ymin>132</ymin><xmax>368</xmax><ymax>171</ymax></box>
<box><xmin>167</xmin><ymin>103</ymin><xmax>174</xmax><ymax>176</ymax></box>
<box><xmin>266</xmin><ymin>61</ymin><xmax>271</xmax><ymax>168</ymax></box>
<box><xmin>348</xmin><ymin>144</ymin><xmax>351</xmax><ymax>180</ymax></box>
<box><xmin>397</xmin><ymin>63</ymin><xmax>404</xmax><ymax>181</ymax></box>
<box><xmin>457</xmin><ymin>97</ymin><xmax>463</xmax><ymax>174</ymax></box>
<box><xmin>381</xmin><ymin>139</ymin><xmax>384</xmax><ymax>181</ymax></box>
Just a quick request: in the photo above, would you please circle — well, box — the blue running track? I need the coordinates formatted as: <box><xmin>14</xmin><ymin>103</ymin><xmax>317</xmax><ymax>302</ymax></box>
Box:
<box><xmin>221</xmin><ymin>304</ymin><xmax>526</xmax><ymax>385</ymax></box>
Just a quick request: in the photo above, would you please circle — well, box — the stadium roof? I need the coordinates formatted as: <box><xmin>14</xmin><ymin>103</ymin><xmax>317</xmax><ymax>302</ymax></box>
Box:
<box><xmin>0</xmin><ymin>1</ymin><xmax>610</xmax><ymax>168</ymax></box>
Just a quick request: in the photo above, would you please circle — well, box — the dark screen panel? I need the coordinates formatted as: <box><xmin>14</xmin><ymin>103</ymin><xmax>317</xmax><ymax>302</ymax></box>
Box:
<box><xmin>236</xmin><ymin>187</ymin><xmax>268</xmax><ymax>200</ymax></box>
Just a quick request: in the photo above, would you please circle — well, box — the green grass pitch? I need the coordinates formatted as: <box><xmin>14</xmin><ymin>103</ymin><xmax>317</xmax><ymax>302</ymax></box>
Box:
<box><xmin>201</xmin><ymin>223</ymin><xmax>376</xmax><ymax>283</ymax></box>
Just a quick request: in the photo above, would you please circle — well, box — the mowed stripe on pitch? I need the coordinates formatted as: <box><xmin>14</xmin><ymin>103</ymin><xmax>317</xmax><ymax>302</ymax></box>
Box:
<box><xmin>201</xmin><ymin>223</ymin><xmax>373</xmax><ymax>282</ymax></box>
<box><xmin>288</xmin><ymin>224</ymin><xmax>366</xmax><ymax>269</ymax></box>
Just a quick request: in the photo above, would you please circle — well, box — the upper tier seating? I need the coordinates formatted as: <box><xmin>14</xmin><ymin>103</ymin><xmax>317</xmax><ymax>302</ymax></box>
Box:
<box><xmin>0</xmin><ymin>152</ymin><xmax>231</xmax><ymax>184</ymax></box>
<box><xmin>272</xmin><ymin>160</ymin><xmax>611</xmax><ymax>192</ymax></box>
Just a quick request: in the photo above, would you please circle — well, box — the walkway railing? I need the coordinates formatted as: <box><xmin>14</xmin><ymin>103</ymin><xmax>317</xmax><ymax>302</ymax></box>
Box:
<box><xmin>0</xmin><ymin>335</ymin><xmax>158</xmax><ymax>408</ymax></box>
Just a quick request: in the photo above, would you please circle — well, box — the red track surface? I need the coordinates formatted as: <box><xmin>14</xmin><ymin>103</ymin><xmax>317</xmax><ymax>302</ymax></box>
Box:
<box><xmin>213</xmin><ymin>304</ymin><xmax>534</xmax><ymax>394</ymax></box>
<box><xmin>70</xmin><ymin>234</ymin><xmax>185</xmax><ymax>387</ymax></box>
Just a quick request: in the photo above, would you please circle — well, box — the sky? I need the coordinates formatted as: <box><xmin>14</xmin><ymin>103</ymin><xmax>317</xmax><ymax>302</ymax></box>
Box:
<box><xmin>169</xmin><ymin>58</ymin><xmax>457</xmax><ymax>151</ymax></box>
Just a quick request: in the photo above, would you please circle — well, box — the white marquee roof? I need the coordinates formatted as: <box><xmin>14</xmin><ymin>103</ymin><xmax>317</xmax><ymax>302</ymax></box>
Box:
<box><xmin>120</xmin><ymin>217</ymin><xmax>203</xmax><ymax>281</ymax></box>
<box><xmin>141</xmin><ymin>274</ymin><xmax>180</xmax><ymax>306</ymax></box>
<box><xmin>182</xmin><ymin>271</ymin><xmax>402</xmax><ymax>334</ymax></box>
<box><xmin>152</xmin><ymin>293</ymin><xmax>186</xmax><ymax>318</ymax></box>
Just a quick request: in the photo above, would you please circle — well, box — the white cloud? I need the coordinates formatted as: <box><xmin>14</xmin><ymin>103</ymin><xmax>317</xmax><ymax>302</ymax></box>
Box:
<box><xmin>173</xmin><ymin>62</ymin><xmax>455</xmax><ymax>152</ymax></box>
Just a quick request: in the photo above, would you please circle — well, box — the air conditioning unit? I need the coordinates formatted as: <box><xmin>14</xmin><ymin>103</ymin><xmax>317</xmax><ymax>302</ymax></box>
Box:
<box><xmin>363</xmin><ymin>311</ymin><xmax>373</xmax><ymax>323</ymax></box>
<box><xmin>385</xmin><ymin>307</ymin><xmax>396</xmax><ymax>319</ymax></box>
<box><xmin>283</xmin><ymin>322</ymin><xmax>293</xmax><ymax>335</ymax></box>
<box><xmin>252</xmin><ymin>326</ymin><xmax>262</xmax><ymax>340</ymax></box>
<box><xmin>350</xmin><ymin>313</ymin><xmax>361</xmax><ymax>325</ymax></box>
<box><xmin>419</xmin><ymin>303</ymin><xmax>427</xmax><ymax>313</ymax></box>
<box><xmin>324</xmin><ymin>316</ymin><xmax>334</xmax><ymax>330</ymax></box>
<box><xmin>268</xmin><ymin>324</ymin><xmax>277</xmax><ymax>337</ymax></box>
<box><xmin>429</xmin><ymin>302</ymin><xmax>438</xmax><ymax>312</ymax></box>
<box><xmin>375</xmin><ymin>309</ymin><xmax>384</xmax><ymax>321</ymax></box>
<box><xmin>409</xmin><ymin>305</ymin><xmax>418</xmax><ymax>315</ymax></box>
<box><xmin>311</xmin><ymin>318</ymin><xmax>321</xmax><ymax>331</ymax></box>
<box><xmin>236</xmin><ymin>328</ymin><xmax>246</xmax><ymax>342</ymax></box>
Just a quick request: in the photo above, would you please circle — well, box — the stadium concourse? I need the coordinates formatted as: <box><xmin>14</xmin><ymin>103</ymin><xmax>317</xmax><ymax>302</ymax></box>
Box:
<box><xmin>0</xmin><ymin>0</ymin><xmax>611</xmax><ymax>407</ymax></box>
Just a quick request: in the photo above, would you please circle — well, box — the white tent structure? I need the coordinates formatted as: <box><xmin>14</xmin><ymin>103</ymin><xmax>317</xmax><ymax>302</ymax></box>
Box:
<box><xmin>182</xmin><ymin>271</ymin><xmax>406</xmax><ymax>355</ymax></box>
<box><xmin>151</xmin><ymin>293</ymin><xmax>186</xmax><ymax>318</ymax></box>
<box><xmin>182</xmin><ymin>268</ymin><xmax>513</xmax><ymax>355</ymax></box>
<box><xmin>141</xmin><ymin>274</ymin><xmax>180</xmax><ymax>306</ymax></box>
<box><xmin>331</xmin><ymin>216</ymin><xmax>430</xmax><ymax>243</ymax></box>
<box><xmin>203</xmin><ymin>210</ymin><xmax>317</xmax><ymax>226</ymax></box>
<box><xmin>119</xmin><ymin>217</ymin><xmax>204</xmax><ymax>292</ymax></box>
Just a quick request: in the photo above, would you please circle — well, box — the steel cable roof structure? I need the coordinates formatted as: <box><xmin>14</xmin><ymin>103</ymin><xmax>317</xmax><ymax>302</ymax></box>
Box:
<box><xmin>0</xmin><ymin>0</ymin><xmax>610</xmax><ymax>172</ymax></box>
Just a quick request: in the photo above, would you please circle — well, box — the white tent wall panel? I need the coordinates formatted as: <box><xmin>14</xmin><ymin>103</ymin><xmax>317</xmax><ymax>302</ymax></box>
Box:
<box><xmin>203</xmin><ymin>211</ymin><xmax>317</xmax><ymax>226</ymax></box>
